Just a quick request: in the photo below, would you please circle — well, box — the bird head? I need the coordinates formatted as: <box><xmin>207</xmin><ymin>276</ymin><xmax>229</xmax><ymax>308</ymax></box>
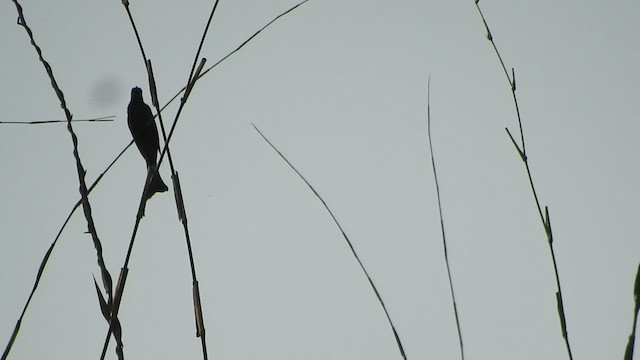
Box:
<box><xmin>131</xmin><ymin>87</ymin><xmax>143</xmax><ymax>101</ymax></box>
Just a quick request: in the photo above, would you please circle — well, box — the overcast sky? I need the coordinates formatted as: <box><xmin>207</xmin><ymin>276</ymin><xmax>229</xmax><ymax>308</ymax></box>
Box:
<box><xmin>1</xmin><ymin>1</ymin><xmax>640</xmax><ymax>359</ymax></box>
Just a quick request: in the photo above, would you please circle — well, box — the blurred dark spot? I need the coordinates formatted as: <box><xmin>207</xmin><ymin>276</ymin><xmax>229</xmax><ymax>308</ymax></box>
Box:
<box><xmin>90</xmin><ymin>77</ymin><xmax>121</xmax><ymax>108</ymax></box>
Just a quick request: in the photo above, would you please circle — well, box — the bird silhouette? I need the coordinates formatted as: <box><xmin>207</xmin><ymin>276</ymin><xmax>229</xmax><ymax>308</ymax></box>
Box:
<box><xmin>127</xmin><ymin>86</ymin><xmax>168</xmax><ymax>200</ymax></box>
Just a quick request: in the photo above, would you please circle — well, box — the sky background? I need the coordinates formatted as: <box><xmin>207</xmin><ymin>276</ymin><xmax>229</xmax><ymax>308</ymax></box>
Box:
<box><xmin>1</xmin><ymin>0</ymin><xmax>640</xmax><ymax>359</ymax></box>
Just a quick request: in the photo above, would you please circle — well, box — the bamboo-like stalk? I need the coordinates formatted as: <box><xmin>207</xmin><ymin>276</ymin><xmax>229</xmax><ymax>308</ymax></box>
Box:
<box><xmin>253</xmin><ymin>124</ymin><xmax>408</xmax><ymax>360</ymax></box>
<box><xmin>473</xmin><ymin>2</ymin><xmax>574</xmax><ymax>359</ymax></box>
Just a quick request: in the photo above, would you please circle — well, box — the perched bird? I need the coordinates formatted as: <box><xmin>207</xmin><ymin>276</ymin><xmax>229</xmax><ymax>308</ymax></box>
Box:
<box><xmin>127</xmin><ymin>86</ymin><xmax>168</xmax><ymax>200</ymax></box>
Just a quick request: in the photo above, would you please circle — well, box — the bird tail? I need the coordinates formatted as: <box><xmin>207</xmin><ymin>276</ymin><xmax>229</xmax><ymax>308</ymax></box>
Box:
<box><xmin>145</xmin><ymin>168</ymin><xmax>168</xmax><ymax>200</ymax></box>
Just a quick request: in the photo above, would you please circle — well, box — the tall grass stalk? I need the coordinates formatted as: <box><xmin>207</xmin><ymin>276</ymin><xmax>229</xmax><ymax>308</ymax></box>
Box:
<box><xmin>252</xmin><ymin>124</ymin><xmax>408</xmax><ymax>360</ymax></box>
<box><xmin>425</xmin><ymin>77</ymin><xmax>464</xmax><ymax>359</ymax></box>
<box><xmin>473</xmin><ymin>2</ymin><xmax>574</xmax><ymax>359</ymax></box>
<box><xmin>5</xmin><ymin>1</ymin><xmax>119</xmax><ymax>359</ymax></box>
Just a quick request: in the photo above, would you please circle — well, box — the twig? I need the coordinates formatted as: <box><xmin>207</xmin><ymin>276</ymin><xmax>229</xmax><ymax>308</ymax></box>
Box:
<box><xmin>5</xmin><ymin>1</ymin><xmax>116</xmax><ymax>360</ymax></box>
<box><xmin>473</xmin><ymin>2</ymin><xmax>574</xmax><ymax>359</ymax></box>
<box><xmin>426</xmin><ymin>76</ymin><xmax>464</xmax><ymax>359</ymax></box>
<box><xmin>195</xmin><ymin>0</ymin><xmax>310</xmax><ymax>84</ymax></box>
<box><xmin>252</xmin><ymin>123</ymin><xmax>407</xmax><ymax>360</ymax></box>
<box><xmin>0</xmin><ymin>115</ymin><xmax>114</xmax><ymax>125</ymax></box>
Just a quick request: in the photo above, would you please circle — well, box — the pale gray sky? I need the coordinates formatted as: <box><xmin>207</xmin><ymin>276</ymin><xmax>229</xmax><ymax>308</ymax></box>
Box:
<box><xmin>1</xmin><ymin>1</ymin><xmax>640</xmax><ymax>359</ymax></box>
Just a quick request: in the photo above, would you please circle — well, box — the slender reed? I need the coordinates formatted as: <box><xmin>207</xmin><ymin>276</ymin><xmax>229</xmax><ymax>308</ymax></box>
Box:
<box><xmin>252</xmin><ymin>124</ymin><xmax>407</xmax><ymax>360</ymax></box>
<box><xmin>5</xmin><ymin>1</ymin><xmax>117</xmax><ymax>359</ymax></box>
<box><xmin>425</xmin><ymin>77</ymin><xmax>464</xmax><ymax>359</ymax></box>
<box><xmin>1</xmin><ymin>3</ymin><xmax>310</xmax><ymax>358</ymax></box>
<box><xmin>0</xmin><ymin>115</ymin><xmax>114</xmax><ymax>125</ymax></box>
<box><xmin>473</xmin><ymin>2</ymin><xmax>574</xmax><ymax>359</ymax></box>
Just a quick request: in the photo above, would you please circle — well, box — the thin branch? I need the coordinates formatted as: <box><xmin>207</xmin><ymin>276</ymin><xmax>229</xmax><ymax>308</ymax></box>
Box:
<box><xmin>426</xmin><ymin>76</ymin><xmax>464</xmax><ymax>360</ymax></box>
<box><xmin>5</xmin><ymin>2</ymin><xmax>116</xmax><ymax>360</ymax></box>
<box><xmin>252</xmin><ymin>123</ymin><xmax>407</xmax><ymax>360</ymax></box>
<box><xmin>196</xmin><ymin>0</ymin><xmax>310</xmax><ymax>83</ymax></box>
<box><xmin>0</xmin><ymin>115</ymin><xmax>114</xmax><ymax>125</ymax></box>
<box><xmin>473</xmin><ymin>2</ymin><xmax>574</xmax><ymax>359</ymax></box>
<box><xmin>11</xmin><ymin>0</ymin><xmax>114</xmax><ymax>302</ymax></box>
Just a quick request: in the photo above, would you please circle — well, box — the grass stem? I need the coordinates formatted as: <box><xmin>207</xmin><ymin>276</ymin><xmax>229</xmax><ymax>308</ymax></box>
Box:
<box><xmin>426</xmin><ymin>76</ymin><xmax>464</xmax><ymax>360</ymax></box>
<box><xmin>252</xmin><ymin>123</ymin><xmax>408</xmax><ymax>360</ymax></box>
<box><xmin>6</xmin><ymin>1</ymin><xmax>117</xmax><ymax>359</ymax></box>
<box><xmin>473</xmin><ymin>2</ymin><xmax>574</xmax><ymax>359</ymax></box>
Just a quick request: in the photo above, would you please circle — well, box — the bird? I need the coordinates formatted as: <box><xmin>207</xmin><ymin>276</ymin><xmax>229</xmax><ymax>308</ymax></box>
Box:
<box><xmin>127</xmin><ymin>86</ymin><xmax>168</xmax><ymax>200</ymax></box>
